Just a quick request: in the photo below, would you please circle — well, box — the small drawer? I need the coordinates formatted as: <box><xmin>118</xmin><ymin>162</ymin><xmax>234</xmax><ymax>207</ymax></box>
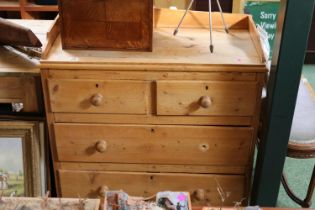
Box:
<box><xmin>54</xmin><ymin>123</ymin><xmax>253</xmax><ymax>166</ymax></box>
<box><xmin>47</xmin><ymin>79</ymin><xmax>149</xmax><ymax>114</ymax></box>
<box><xmin>0</xmin><ymin>76</ymin><xmax>39</xmax><ymax>113</ymax></box>
<box><xmin>156</xmin><ymin>81</ymin><xmax>258</xmax><ymax>116</ymax></box>
<box><xmin>58</xmin><ymin>170</ymin><xmax>245</xmax><ymax>206</ymax></box>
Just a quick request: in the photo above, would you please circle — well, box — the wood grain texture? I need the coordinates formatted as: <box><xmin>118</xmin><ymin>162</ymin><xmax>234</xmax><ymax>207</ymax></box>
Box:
<box><xmin>39</xmin><ymin>9</ymin><xmax>268</xmax><ymax>202</ymax></box>
<box><xmin>58</xmin><ymin>170</ymin><xmax>245</xmax><ymax>206</ymax></box>
<box><xmin>7</xmin><ymin>19</ymin><xmax>55</xmax><ymax>50</ymax></box>
<box><xmin>53</xmin><ymin>113</ymin><xmax>252</xmax><ymax>126</ymax></box>
<box><xmin>42</xmin><ymin>29</ymin><xmax>264</xmax><ymax>70</ymax></box>
<box><xmin>47</xmin><ymin>70</ymin><xmax>257</xmax><ymax>81</ymax></box>
<box><xmin>0</xmin><ymin>76</ymin><xmax>39</xmax><ymax>112</ymax></box>
<box><xmin>54</xmin><ymin>123</ymin><xmax>253</xmax><ymax>166</ymax></box>
<box><xmin>41</xmin><ymin>9</ymin><xmax>267</xmax><ymax>70</ymax></box>
<box><xmin>41</xmin><ymin>70</ymin><xmax>62</xmax><ymax>196</ymax></box>
<box><xmin>244</xmin><ymin>73</ymin><xmax>266</xmax><ymax>196</ymax></box>
<box><xmin>0</xmin><ymin>76</ymin><xmax>23</xmax><ymax>101</ymax></box>
<box><xmin>0</xmin><ymin>17</ymin><xmax>42</xmax><ymax>47</ymax></box>
<box><xmin>157</xmin><ymin>81</ymin><xmax>258</xmax><ymax>116</ymax></box>
<box><xmin>58</xmin><ymin>162</ymin><xmax>246</xmax><ymax>174</ymax></box>
<box><xmin>0</xmin><ymin>19</ymin><xmax>58</xmax><ymax>75</ymax></box>
<box><xmin>47</xmin><ymin>79</ymin><xmax>149</xmax><ymax>114</ymax></box>
<box><xmin>154</xmin><ymin>8</ymin><xmax>248</xmax><ymax>29</ymax></box>
<box><xmin>58</xmin><ymin>0</ymin><xmax>153</xmax><ymax>51</ymax></box>
<box><xmin>248</xmin><ymin>16</ymin><xmax>267</xmax><ymax>63</ymax></box>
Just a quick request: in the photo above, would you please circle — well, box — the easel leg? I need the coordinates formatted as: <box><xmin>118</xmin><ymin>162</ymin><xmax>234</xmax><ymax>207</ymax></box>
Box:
<box><xmin>173</xmin><ymin>0</ymin><xmax>195</xmax><ymax>35</ymax></box>
<box><xmin>215</xmin><ymin>0</ymin><xmax>229</xmax><ymax>33</ymax></box>
<box><xmin>208</xmin><ymin>0</ymin><xmax>214</xmax><ymax>53</ymax></box>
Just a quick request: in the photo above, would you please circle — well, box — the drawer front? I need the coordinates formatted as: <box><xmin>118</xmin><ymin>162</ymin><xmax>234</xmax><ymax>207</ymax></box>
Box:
<box><xmin>47</xmin><ymin>79</ymin><xmax>149</xmax><ymax>114</ymax></box>
<box><xmin>0</xmin><ymin>76</ymin><xmax>39</xmax><ymax>112</ymax></box>
<box><xmin>54</xmin><ymin>123</ymin><xmax>253</xmax><ymax>166</ymax></box>
<box><xmin>58</xmin><ymin>170</ymin><xmax>245</xmax><ymax>206</ymax></box>
<box><xmin>156</xmin><ymin>81</ymin><xmax>258</xmax><ymax>116</ymax></box>
<box><xmin>0</xmin><ymin>77</ymin><xmax>23</xmax><ymax>101</ymax></box>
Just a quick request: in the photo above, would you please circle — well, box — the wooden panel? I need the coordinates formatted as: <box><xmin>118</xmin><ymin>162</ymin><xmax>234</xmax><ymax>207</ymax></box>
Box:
<box><xmin>59</xmin><ymin>162</ymin><xmax>246</xmax><ymax>174</ymax></box>
<box><xmin>0</xmin><ymin>76</ymin><xmax>38</xmax><ymax>112</ymax></box>
<box><xmin>0</xmin><ymin>76</ymin><xmax>23</xmax><ymax>101</ymax></box>
<box><xmin>54</xmin><ymin>123</ymin><xmax>254</xmax><ymax>166</ymax></box>
<box><xmin>58</xmin><ymin>170</ymin><xmax>245</xmax><ymax>206</ymax></box>
<box><xmin>42</xmin><ymin>10</ymin><xmax>267</xmax><ymax>69</ymax></box>
<box><xmin>47</xmin><ymin>79</ymin><xmax>149</xmax><ymax>114</ymax></box>
<box><xmin>42</xmin><ymin>9</ymin><xmax>268</xmax><ymax>70</ymax></box>
<box><xmin>58</xmin><ymin>0</ymin><xmax>153</xmax><ymax>51</ymax></box>
<box><xmin>47</xmin><ymin>70</ymin><xmax>257</xmax><ymax>81</ymax></box>
<box><xmin>4</xmin><ymin>19</ymin><xmax>59</xmax><ymax>59</ymax></box>
<box><xmin>21</xmin><ymin>76</ymin><xmax>39</xmax><ymax>112</ymax></box>
<box><xmin>157</xmin><ymin>81</ymin><xmax>258</xmax><ymax>116</ymax></box>
<box><xmin>153</xmin><ymin>8</ymin><xmax>248</xmax><ymax>29</ymax></box>
<box><xmin>54</xmin><ymin>113</ymin><xmax>253</xmax><ymax>126</ymax></box>
<box><xmin>43</xmin><ymin>29</ymin><xmax>265</xmax><ymax>70</ymax></box>
<box><xmin>0</xmin><ymin>1</ymin><xmax>20</xmax><ymax>11</ymax></box>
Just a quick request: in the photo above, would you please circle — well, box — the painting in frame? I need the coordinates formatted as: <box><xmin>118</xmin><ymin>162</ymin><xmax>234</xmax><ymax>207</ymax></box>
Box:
<box><xmin>0</xmin><ymin>121</ymin><xmax>45</xmax><ymax>197</ymax></box>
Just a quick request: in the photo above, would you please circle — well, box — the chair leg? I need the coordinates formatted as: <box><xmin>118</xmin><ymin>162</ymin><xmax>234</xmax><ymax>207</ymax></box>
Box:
<box><xmin>303</xmin><ymin>165</ymin><xmax>315</xmax><ymax>207</ymax></box>
<box><xmin>281</xmin><ymin>164</ymin><xmax>315</xmax><ymax>208</ymax></box>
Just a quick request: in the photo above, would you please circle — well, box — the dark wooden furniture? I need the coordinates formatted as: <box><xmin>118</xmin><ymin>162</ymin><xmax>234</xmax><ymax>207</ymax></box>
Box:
<box><xmin>0</xmin><ymin>17</ymin><xmax>41</xmax><ymax>47</ymax></box>
<box><xmin>58</xmin><ymin>0</ymin><xmax>153</xmax><ymax>51</ymax></box>
<box><xmin>281</xmin><ymin>146</ymin><xmax>314</xmax><ymax>207</ymax></box>
<box><xmin>0</xmin><ymin>0</ymin><xmax>58</xmax><ymax>19</ymax></box>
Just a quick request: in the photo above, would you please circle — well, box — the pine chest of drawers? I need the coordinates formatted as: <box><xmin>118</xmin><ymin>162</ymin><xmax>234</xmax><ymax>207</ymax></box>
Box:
<box><xmin>41</xmin><ymin>9</ymin><xmax>267</xmax><ymax>206</ymax></box>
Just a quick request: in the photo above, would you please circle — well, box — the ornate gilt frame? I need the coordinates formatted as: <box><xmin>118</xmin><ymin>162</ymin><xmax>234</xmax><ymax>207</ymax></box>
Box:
<box><xmin>0</xmin><ymin>121</ymin><xmax>42</xmax><ymax>196</ymax></box>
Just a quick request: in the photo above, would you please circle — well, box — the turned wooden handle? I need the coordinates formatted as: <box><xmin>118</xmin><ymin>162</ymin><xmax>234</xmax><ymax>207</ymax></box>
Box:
<box><xmin>193</xmin><ymin>189</ymin><xmax>206</xmax><ymax>201</ymax></box>
<box><xmin>98</xmin><ymin>185</ymin><xmax>109</xmax><ymax>197</ymax></box>
<box><xmin>199</xmin><ymin>96</ymin><xmax>212</xmax><ymax>108</ymax></box>
<box><xmin>95</xmin><ymin>140</ymin><xmax>107</xmax><ymax>153</ymax></box>
<box><xmin>90</xmin><ymin>93</ymin><xmax>103</xmax><ymax>106</ymax></box>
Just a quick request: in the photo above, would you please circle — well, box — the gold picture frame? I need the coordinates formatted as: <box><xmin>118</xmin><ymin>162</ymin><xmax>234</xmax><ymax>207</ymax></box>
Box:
<box><xmin>0</xmin><ymin>121</ymin><xmax>44</xmax><ymax>197</ymax></box>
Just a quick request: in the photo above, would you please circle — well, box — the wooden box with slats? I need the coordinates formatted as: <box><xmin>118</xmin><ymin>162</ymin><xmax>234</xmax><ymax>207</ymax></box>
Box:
<box><xmin>41</xmin><ymin>9</ymin><xmax>268</xmax><ymax>206</ymax></box>
<box><xmin>58</xmin><ymin>0</ymin><xmax>153</xmax><ymax>51</ymax></box>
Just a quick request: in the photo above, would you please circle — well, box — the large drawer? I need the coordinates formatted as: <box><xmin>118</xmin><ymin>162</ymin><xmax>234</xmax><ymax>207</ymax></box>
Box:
<box><xmin>156</xmin><ymin>81</ymin><xmax>258</xmax><ymax>116</ymax></box>
<box><xmin>58</xmin><ymin>170</ymin><xmax>245</xmax><ymax>206</ymax></box>
<box><xmin>54</xmin><ymin>123</ymin><xmax>254</xmax><ymax>166</ymax></box>
<box><xmin>47</xmin><ymin>79</ymin><xmax>149</xmax><ymax>114</ymax></box>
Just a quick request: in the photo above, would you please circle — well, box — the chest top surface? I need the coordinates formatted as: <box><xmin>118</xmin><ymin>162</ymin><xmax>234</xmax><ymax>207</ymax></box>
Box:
<box><xmin>41</xmin><ymin>9</ymin><xmax>268</xmax><ymax>72</ymax></box>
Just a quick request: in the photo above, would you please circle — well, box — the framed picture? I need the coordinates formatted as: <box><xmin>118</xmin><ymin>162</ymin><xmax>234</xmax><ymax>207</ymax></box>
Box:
<box><xmin>0</xmin><ymin>121</ymin><xmax>46</xmax><ymax>197</ymax></box>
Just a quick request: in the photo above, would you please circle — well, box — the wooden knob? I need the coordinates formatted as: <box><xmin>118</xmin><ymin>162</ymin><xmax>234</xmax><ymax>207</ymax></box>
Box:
<box><xmin>98</xmin><ymin>185</ymin><xmax>109</xmax><ymax>197</ymax></box>
<box><xmin>90</xmin><ymin>93</ymin><xmax>103</xmax><ymax>106</ymax></box>
<box><xmin>193</xmin><ymin>189</ymin><xmax>205</xmax><ymax>201</ymax></box>
<box><xmin>199</xmin><ymin>96</ymin><xmax>212</xmax><ymax>108</ymax></box>
<box><xmin>95</xmin><ymin>140</ymin><xmax>107</xmax><ymax>153</ymax></box>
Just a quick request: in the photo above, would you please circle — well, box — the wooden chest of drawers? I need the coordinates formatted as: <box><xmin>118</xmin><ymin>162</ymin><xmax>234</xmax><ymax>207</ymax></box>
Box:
<box><xmin>41</xmin><ymin>9</ymin><xmax>267</xmax><ymax>206</ymax></box>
